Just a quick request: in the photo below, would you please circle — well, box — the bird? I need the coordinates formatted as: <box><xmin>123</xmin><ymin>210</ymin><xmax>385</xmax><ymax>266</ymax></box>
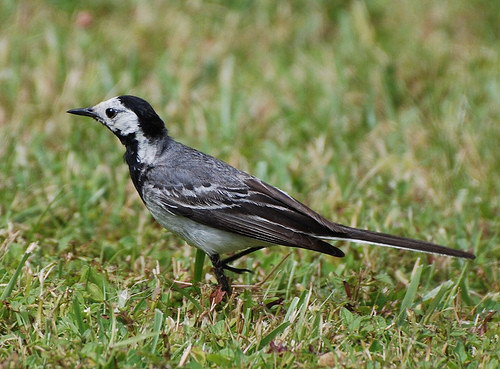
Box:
<box><xmin>67</xmin><ymin>95</ymin><xmax>475</xmax><ymax>295</ymax></box>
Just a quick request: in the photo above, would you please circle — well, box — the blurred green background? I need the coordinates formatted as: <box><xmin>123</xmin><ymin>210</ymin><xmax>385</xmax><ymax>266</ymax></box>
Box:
<box><xmin>0</xmin><ymin>0</ymin><xmax>498</xmax><ymax>367</ymax></box>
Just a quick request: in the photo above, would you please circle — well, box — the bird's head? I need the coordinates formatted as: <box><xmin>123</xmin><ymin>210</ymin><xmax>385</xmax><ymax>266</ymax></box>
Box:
<box><xmin>67</xmin><ymin>95</ymin><xmax>167</xmax><ymax>145</ymax></box>
<box><xmin>68</xmin><ymin>95</ymin><xmax>168</xmax><ymax>163</ymax></box>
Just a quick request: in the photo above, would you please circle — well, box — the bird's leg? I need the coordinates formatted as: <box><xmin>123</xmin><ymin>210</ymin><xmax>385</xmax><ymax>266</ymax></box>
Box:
<box><xmin>209</xmin><ymin>247</ymin><xmax>264</xmax><ymax>295</ymax></box>
<box><xmin>209</xmin><ymin>254</ymin><xmax>231</xmax><ymax>295</ymax></box>
<box><xmin>219</xmin><ymin>247</ymin><xmax>264</xmax><ymax>274</ymax></box>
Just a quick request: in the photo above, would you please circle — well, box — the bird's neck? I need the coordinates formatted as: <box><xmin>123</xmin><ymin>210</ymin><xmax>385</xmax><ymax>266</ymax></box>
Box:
<box><xmin>122</xmin><ymin>132</ymin><xmax>166</xmax><ymax>165</ymax></box>
<box><xmin>123</xmin><ymin>134</ymin><xmax>170</xmax><ymax>198</ymax></box>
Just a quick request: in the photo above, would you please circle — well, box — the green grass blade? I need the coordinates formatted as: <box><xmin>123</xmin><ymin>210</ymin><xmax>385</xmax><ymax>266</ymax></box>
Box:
<box><xmin>1</xmin><ymin>242</ymin><xmax>37</xmax><ymax>300</ymax></box>
<box><xmin>283</xmin><ymin>296</ymin><xmax>300</xmax><ymax>322</ymax></box>
<box><xmin>397</xmin><ymin>260</ymin><xmax>423</xmax><ymax>326</ymax></box>
<box><xmin>168</xmin><ymin>281</ymin><xmax>203</xmax><ymax>311</ymax></box>
<box><xmin>193</xmin><ymin>248</ymin><xmax>205</xmax><ymax>284</ymax></box>
<box><xmin>420</xmin><ymin>281</ymin><xmax>454</xmax><ymax>324</ymax></box>
<box><xmin>72</xmin><ymin>295</ymin><xmax>86</xmax><ymax>335</ymax></box>
<box><xmin>150</xmin><ymin>308</ymin><xmax>163</xmax><ymax>353</ymax></box>
<box><xmin>257</xmin><ymin>322</ymin><xmax>291</xmax><ymax>351</ymax></box>
<box><xmin>112</xmin><ymin>333</ymin><xmax>158</xmax><ymax>348</ymax></box>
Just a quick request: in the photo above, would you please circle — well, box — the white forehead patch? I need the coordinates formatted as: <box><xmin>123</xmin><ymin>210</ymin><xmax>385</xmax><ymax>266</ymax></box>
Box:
<box><xmin>92</xmin><ymin>97</ymin><xmax>140</xmax><ymax>136</ymax></box>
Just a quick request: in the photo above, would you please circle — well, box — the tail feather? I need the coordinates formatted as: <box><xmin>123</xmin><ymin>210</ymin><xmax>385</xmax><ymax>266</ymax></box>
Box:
<box><xmin>327</xmin><ymin>226</ymin><xmax>475</xmax><ymax>259</ymax></box>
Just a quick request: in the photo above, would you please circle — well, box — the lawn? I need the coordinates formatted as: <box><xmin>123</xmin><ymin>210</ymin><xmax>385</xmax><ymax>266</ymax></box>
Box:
<box><xmin>0</xmin><ymin>0</ymin><xmax>499</xmax><ymax>367</ymax></box>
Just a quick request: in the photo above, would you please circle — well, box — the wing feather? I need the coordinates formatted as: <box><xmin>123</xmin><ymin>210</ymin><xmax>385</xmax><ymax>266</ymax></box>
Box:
<box><xmin>145</xmin><ymin>176</ymin><xmax>345</xmax><ymax>257</ymax></box>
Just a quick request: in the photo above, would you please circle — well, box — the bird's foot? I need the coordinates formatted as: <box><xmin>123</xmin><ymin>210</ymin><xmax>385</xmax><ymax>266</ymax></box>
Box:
<box><xmin>218</xmin><ymin>247</ymin><xmax>263</xmax><ymax>274</ymax></box>
<box><xmin>220</xmin><ymin>263</ymin><xmax>253</xmax><ymax>274</ymax></box>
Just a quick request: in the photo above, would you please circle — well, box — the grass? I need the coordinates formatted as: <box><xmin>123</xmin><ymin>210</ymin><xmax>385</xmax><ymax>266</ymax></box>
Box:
<box><xmin>0</xmin><ymin>0</ymin><xmax>499</xmax><ymax>367</ymax></box>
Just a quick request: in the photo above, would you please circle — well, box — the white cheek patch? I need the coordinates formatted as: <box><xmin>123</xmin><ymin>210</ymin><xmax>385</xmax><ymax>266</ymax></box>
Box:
<box><xmin>93</xmin><ymin>98</ymin><xmax>139</xmax><ymax>135</ymax></box>
<box><xmin>92</xmin><ymin>97</ymin><xmax>159</xmax><ymax>164</ymax></box>
<box><xmin>113</xmin><ymin>115</ymin><xmax>139</xmax><ymax>136</ymax></box>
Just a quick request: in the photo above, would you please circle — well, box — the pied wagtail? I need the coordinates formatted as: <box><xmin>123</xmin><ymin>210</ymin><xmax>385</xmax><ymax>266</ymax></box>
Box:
<box><xmin>68</xmin><ymin>95</ymin><xmax>475</xmax><ymax>295</ymax></box>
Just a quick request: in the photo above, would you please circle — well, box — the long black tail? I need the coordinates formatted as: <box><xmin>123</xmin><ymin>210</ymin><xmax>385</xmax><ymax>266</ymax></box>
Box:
<box><xmin>330</xmin><ymin>226</ymin><xmax>475</xmax><ymax>259</ymax></box>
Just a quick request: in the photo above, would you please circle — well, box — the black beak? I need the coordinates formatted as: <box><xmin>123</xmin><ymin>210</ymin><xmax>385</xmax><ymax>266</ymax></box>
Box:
<box><xmin>67</xmin><ymin>107</ymin><xmax>97</xmax><ymax>119</ymax></box>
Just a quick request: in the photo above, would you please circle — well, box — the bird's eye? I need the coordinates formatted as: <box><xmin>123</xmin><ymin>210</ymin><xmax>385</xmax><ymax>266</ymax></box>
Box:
<box><xmin>105</xmin><ymin>108</ymin><xmax>117</xmax><ymax>118</ymax></box>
